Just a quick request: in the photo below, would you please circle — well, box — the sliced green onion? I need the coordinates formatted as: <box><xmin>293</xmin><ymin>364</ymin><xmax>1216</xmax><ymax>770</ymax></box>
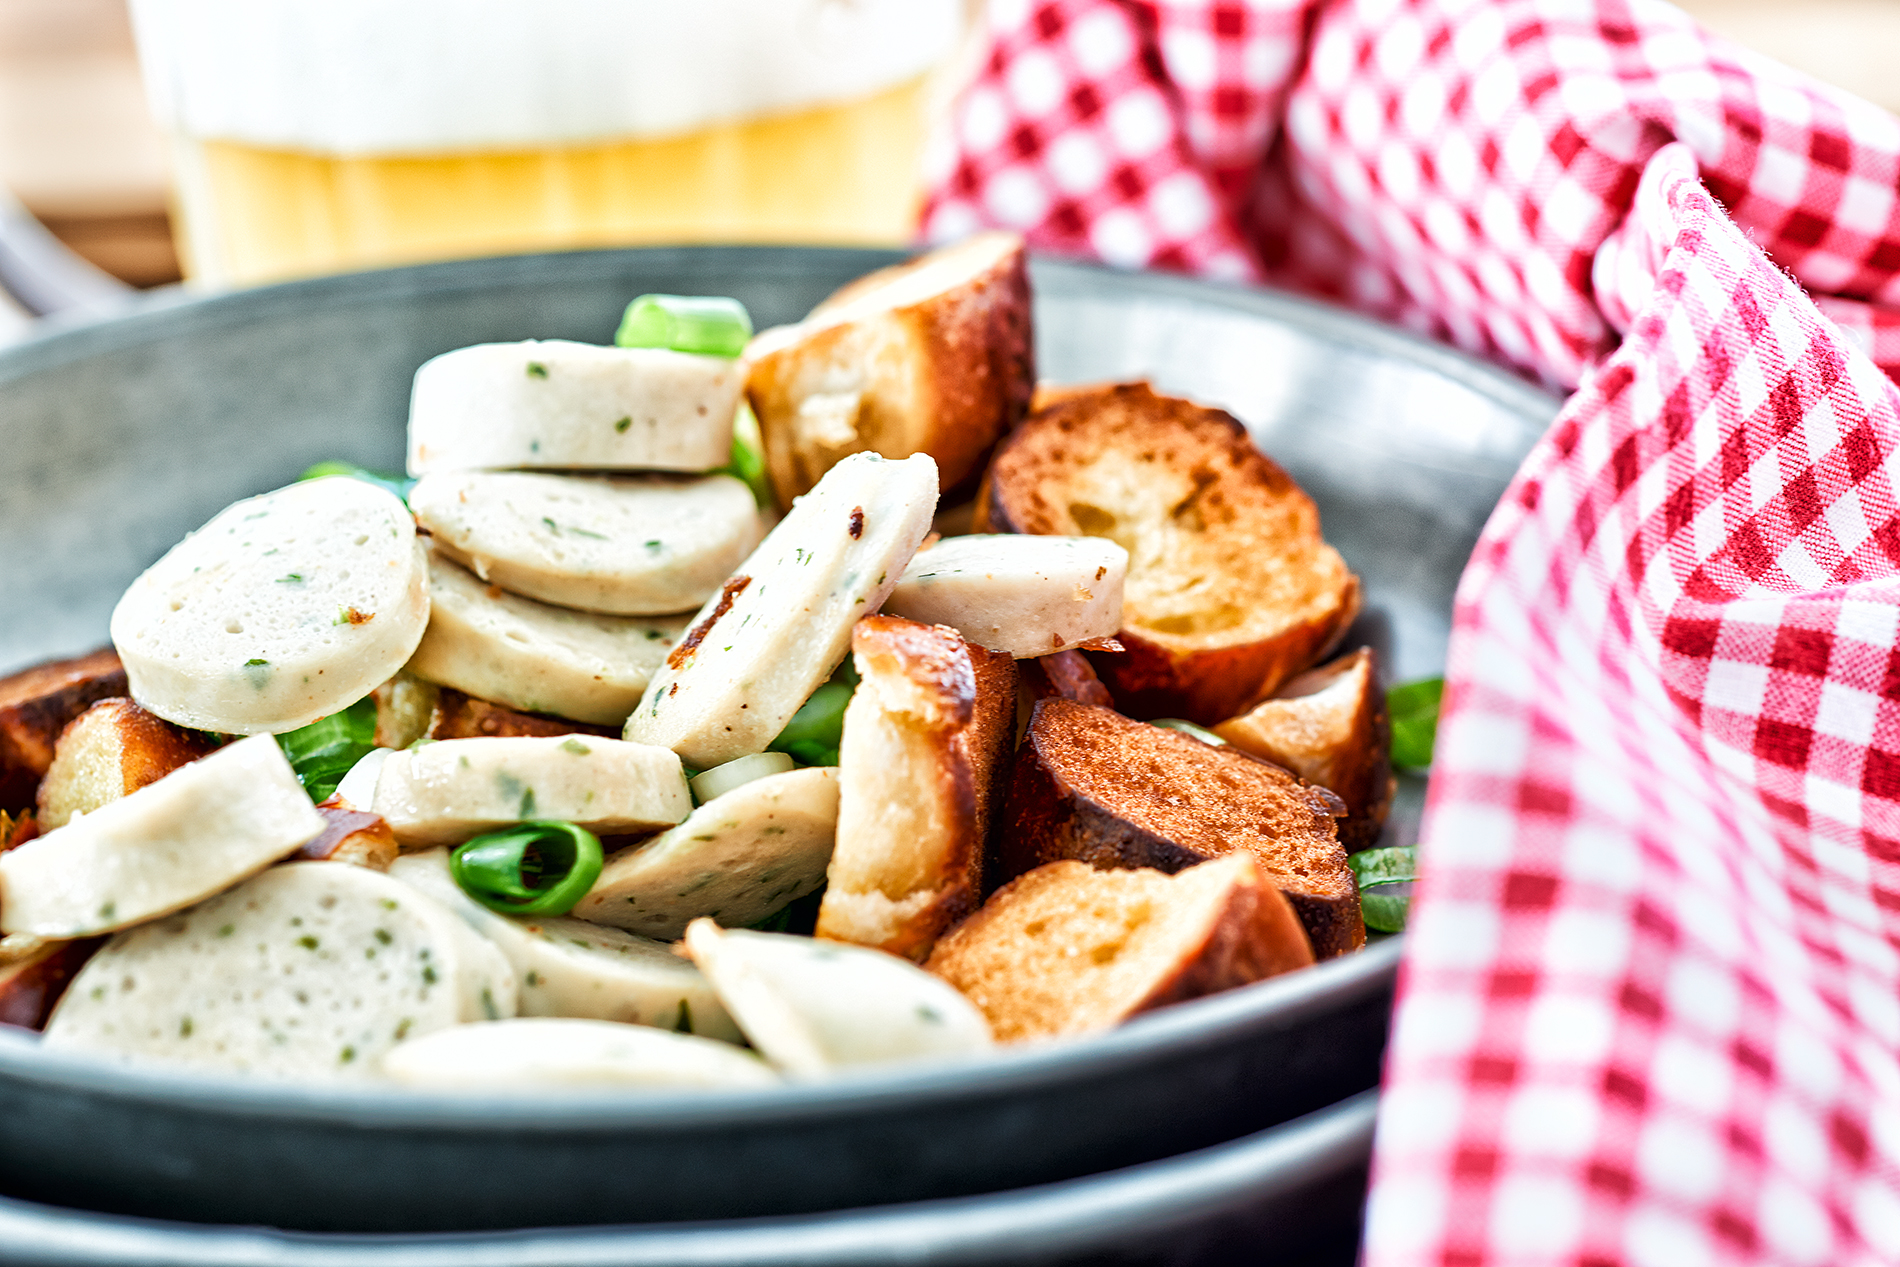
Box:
<box><xmin>1388</xmin><ymin>677</ymin><xmax>1444</xmax><ymax>770</ymax></box>
<box><xmin>450</xmin><ymin>822</ymin><xmax>603</xmax><ymax>917</ymax></box>
<box><xmin>275</xmin><ymin>694</ymin><xmax>378</xmax><ymax>803</ymax></box>
<box><xmin>615</xmin><ymin>294</ymin><xmax>752</xmax><ymax>358</ymax></box>
<box><xmin>718</xmin><ymin>402</ymin><xmax>775</xmax><ymax>510</ymax></box>
<box><xmin>1151</xmin><ymin>718</ymin><xmax>1227</xmax><ymax>746</ymax></box>
<box><xmin>301</xmin><ymin>461</ymin><xmax>417</xmax><ymax>506</ymax></box>
<box><xmin>1349</xmin><ymin>846</ymin><xmax>1417</xmax><ymax>934</ymax></box>
<box><xmin>691</xmin><ymin>752</ymin><xmax>794</xmax><ymax>804</ymax></box>
<box><xmin>768</xmin><ymin>680</ymin><xmax>853</xmax><ymax>767</ymax></box>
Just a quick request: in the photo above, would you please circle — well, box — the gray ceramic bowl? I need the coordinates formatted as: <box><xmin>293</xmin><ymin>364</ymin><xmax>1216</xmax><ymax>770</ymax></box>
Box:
<box><xmin>0</xmin><ymin>247</ymin><xmax>1556</xmax><ymax>1233</ymax></box>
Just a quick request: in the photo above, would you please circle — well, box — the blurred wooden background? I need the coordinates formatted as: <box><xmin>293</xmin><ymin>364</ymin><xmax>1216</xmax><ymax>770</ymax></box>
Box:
<box><xmin>0</xmin><ymin>0</ymin><xmax>1893</xmax><ymax>290</ymax></box>
<box><xmin>0</xmin><ymin>0</ymin><xmax>173</xmax><ymax>285</ymax></box>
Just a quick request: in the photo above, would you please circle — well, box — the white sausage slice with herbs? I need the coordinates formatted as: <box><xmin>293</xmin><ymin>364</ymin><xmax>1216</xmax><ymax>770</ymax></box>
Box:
<box><xmin>407</xmin><ymin>340</ymin><xmax>740</xmax><ymax>475</ymax></box>
<box><xmin>883</xmin><ymin>534</ymin><xmax>1128</xmax><ymax>658</ymax></box>
<box><xmin>372</xmin><ymin>735</ymin><xmax>691</xmax><ymax>846</ymax></box>
<box><xmin>681</xmin><ymin>920</ymin><xmax>991</xmax><ymax>1077</ymax></box>
<box><xmin>411</xmin><ymin>471</ymin><xmax>762</xmax><ymax>616</ymax></box>
<box><xmin>381</xmin><ymin>1019</ymin><xmax>777</xmax><ymax>1091</ymax></box>
<box><xmin>389</xmin><ymin>849</ymin><xmax>741</xmax><ymax>1041</ymax></box>
<box><xmin>0</xmin><ymin>735</ymin><xmax>322</xmax><ymax>938</ymax></box>
<box><xmin>625</xmin><ymin>452</ymin><xmax>938</xmax><ymax>768</ymax></box>
<box><xmin>43</xmin><ymin>862</ymin><xmax>517</xmax><ymax>1080</ymax></box>
<box><xmin>109</xmin><ymin>477</ymin><xmax>429</xmax><ymax>734</ymax></box>
<box><xmin>572</xmin><ymin>767</ymin><xmax>839</xmax><ymax>941</ymax></box>
<box><xmin>406</xmin><ymin>549</ymin><xmax>689</xmax><ymax>726</ymax></box>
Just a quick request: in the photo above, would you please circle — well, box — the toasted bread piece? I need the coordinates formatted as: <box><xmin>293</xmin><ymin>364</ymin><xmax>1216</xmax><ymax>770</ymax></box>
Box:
<box><xmin>815</xmin><ymin>616</ymin><xmax>1019</xmax><ymax>961</ymax></box>
<box><xmin>1015</xmin><ymin>648</ymin><xmax>1116</xmax><ymax>741</ymax></box>
<box><xmin>0</xmin><ymin>649</ymin><xmax>129</xmax><ymax>812</ymax></box>
<box><xmin>36</xmin><ymin>698</ymin><xmax>220</xmax><ymax>830</ymax></box>
<box><xmin>300</xmin><ymin>801</ymin><xmax>399</xmax><ymax>871</ymax></box>
<box><xmin>995</xmin><ymin>699</ymin><xmax>1363</xmax><ymax>958</ymax></box>
<box><xmin>0</xmin><ymin>810</ymin><xmax>38</xmax><ymax>852</ymax></box>
<box><xmin>926</xmin><ymin>855</ymin><xmax>1314</xmax><ymax>1042</ymax></box>
<box><xmin>1020</xmin><ymin>649</ymin><xmax>1116</xmax><ymax>708</ymax></box>
<box><xmin>746</xmin><ymin>232</ymin><xmax>1033</xmax><ymax>505</ymax></box>
<box><xmin>0</xmin><ymin>938</ymin><xmax>102</xmax><ymax>1030</ymax></box>
<box><xmin>372</xmin><ymin>672</ymin><xmax>440</xmax><ymax>750</ymax></box>
<box><xmin>977</xmin><ymin>382</ymin><xmax>1359</xmax><ymax>723</ymax></box>
<box><xmin>1214</xmin><ymin>648</ymin><xmax>1394</xmax><ymax>852</ymax></box>
<box><xmin>427</xmin><ymin>688</ymin><xmax>618</xmax><ymax>742</ymax></box>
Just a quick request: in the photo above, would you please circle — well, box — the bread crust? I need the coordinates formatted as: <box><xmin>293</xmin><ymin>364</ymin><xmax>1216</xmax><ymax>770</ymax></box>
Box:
<box><xmin>371</xmin><ymin>672</ymin><xmax>440</xmax><ymax>750</ymax></box>
<box><xmin>994</xmin><ymin>699</ymin><xmax>1364</xmax><ymax>959</ymax></box>
<box><xmin>0</xmin><ymin>938</ymin><xmax>103</xmax><ymax>1030</ymax></box>
<box><xmin>748</xmin><ymin>232</ymin><xmax>1034</xmax><ymax>505</ymax></box>
<box><xmin>816</xmin><ymin>616</ymin><xmax>1018</xmax><ymax>961</ymax></box>
<box><xmin>37</xmin><ymin>698</ymin><xmax>220</xmax><ymax>830</ymax></box>
<box><xmin>977</xmin><ymin>382</ymin><xmax>1359</xmax><ymax>723</ymax></box>
<box><xmin>427</xmin><ymin>688</ymin><xmax>618</xmax><ymax>741</ymax></box>
<box><xmin>1119</xmin><ymin>858</ymin><xmax>1316</xmax><ymax>1014</ymax></box>
<box><xmin>0</xmin><ymin>648</ymin><xmax>128</xmax><ymax>813</ymax></box>
<box><xmin>301</xmin><ymin>801</ymin><xmax>399</xmax><ymax>871</ymax></box>
<box><xmin>925</xmin><ymin>855</ymin><xmax>1315</xmax><ymax>1042</ymax></box>
<box><xmin>0</xmin><ymin>810</ymin><xmax>38</xmax><ymax>852</ymax></box>
<box><xmin>1020</xmin><ymin>649</ymin><xmax>1116</xmax><ymax>708</ymax></box>
<box><xmin>1214</xmin><ymin>648</ymin><xmax>1394</xmax><ymax>852</ymax></box>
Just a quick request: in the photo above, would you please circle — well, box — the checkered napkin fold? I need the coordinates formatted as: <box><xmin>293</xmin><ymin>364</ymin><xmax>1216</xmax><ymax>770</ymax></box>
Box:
<box><xmin>922</xmin><ymin>2</ymin><xmax>1900</xmax><ymax>1262</ymax></box>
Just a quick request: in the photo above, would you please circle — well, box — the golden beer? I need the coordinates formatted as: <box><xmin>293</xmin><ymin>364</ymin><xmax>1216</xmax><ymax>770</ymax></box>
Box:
<box><xmin>132</xmin><ymin>0</ymin><xmax>964</xmax><ymax>287</ymax></box>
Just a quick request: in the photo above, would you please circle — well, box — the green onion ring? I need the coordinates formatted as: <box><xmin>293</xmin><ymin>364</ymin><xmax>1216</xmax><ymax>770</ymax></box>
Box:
<box><xmin>615</xmin><ymin>294</ymin><xmax>753</xmax><ymax>358</ymax></box>
<box><xmin>449</xmin><ymin>821</ymin><xmax>603</xmax><ymax>917</ymax></box>
<box><xmin>298</xmin><ymin>460</ymin><xmax>417</xmax><ymax>505</ymax></box>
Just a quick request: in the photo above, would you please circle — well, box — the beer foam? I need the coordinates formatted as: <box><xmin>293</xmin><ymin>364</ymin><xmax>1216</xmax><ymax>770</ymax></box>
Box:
<box><xmin>131</xmin><ymin>0</ymin><xmax>962</xmax><ymax>156</ymax></box>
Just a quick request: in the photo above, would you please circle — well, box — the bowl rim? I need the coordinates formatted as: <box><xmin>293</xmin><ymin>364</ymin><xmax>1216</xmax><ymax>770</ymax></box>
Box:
<box><xmin>0</xmin><ymin>938</ymin><xmax>1403</xmax><ymax>1130</ymax></box>
<box><xmin>0</xmin><ymin>244</ymin><xmax>1559</xmax><ymax>1131</ymax></box>
<box><xmin>0</xmin><ymin>243</ymin><xmax>1558</xmax><ymax>424</ymax></box>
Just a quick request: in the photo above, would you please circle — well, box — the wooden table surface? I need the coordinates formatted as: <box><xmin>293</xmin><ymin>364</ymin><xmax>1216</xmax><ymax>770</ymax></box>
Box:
<box><xmin>0</xmin><ymin>0</ymin><xmax>1891</xmax><ymax>290</ymax></box>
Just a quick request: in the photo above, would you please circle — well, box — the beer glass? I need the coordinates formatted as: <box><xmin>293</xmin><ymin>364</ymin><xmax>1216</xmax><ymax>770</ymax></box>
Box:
<box><xmin>130</xmin><ymin>0</ymin><xmax>966</xmax><ymax>286</ymax></box>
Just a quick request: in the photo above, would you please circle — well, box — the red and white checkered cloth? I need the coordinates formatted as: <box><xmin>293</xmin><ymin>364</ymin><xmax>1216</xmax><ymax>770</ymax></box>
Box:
<box><xmin>922</xmin><ymin>2</ymin><xmax>1900</xmax><ymax>1262</ymax></box>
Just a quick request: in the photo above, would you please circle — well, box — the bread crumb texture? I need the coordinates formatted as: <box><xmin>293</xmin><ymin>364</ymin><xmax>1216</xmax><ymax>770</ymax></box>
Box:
<box><xmin>927</xmin><ymin>855</ymin><xmax>1308</xmax><ymax>1042</ymax></box>
<box><xmin>986</xmin><ymin>383</ymin><xmax>1352</xmax><ymax>653</ymax></box>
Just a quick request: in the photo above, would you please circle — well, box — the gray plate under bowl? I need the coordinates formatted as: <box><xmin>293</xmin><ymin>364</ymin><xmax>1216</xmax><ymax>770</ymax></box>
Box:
<box><xmin>0</xmin><ymin>1091</ymin><xmax>1376</xmax><ymax>1267</ymax></box>
<box><xmin>0</xmin><ymin>247</ymin><xmax>1558</xmax><ymax>1234</ymax></box>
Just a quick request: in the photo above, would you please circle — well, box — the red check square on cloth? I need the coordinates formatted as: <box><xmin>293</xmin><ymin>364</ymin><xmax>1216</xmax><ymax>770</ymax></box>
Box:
<box><xmin>921</xmin><ymin>1</ymin><xmax>1900</xmax><ymax>1262</ymax></box>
